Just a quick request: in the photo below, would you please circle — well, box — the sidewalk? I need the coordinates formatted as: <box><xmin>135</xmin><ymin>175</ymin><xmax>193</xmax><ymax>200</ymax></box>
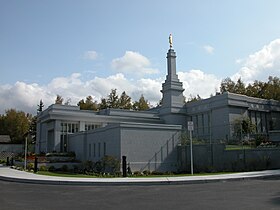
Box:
<box><xmin>0</xmin><ymin>166</ymin><xmax>280</xmax><ymax>186</ymax></box>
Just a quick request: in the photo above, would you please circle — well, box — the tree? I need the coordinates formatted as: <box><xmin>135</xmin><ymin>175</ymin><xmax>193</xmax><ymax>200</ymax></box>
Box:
<box><xmin>133</xmin><ymin>95</ymin><xmax>150</xmax><ymax>111</ymax></box>
<box><xmin>234</xmin><ymin>78</ymin><xmax>246</xmax><ymax>94</ymax></box>
<box><xmin>37</xmin><ymin>99</ymin><xmax>44</xmax><ymax>113</ymax></box>
<box><xmin>0</xmin><ymin>109</ymin><xmax>32</xmax><ymax>143</ymax></box>
<box><xmin>220</xmin><ymin>76</ymin><xmax>280</xmax><ymax>101</ymax></box>
<box><xmin>55</xmin><ymin>95</ymin><xmax>64</xmax><ymax>104</ymax></box>
<box><xmin>187</xmin><ymin>94</ymin><xmax>202</xmax><ymax>103</ymax></box>
<box><xmin>220</xmin><ymin>77</ymin><xmax>236</xmax><ymax>93</ymax></box>
<box><xmin>107</xmin><ymin>89</ymin><xmax>119</xmax><ymax>108</ymax></box>
<box><xmin>233</xmin><ymin>116</ymin><xmax>255</xmax><ymax>142</ymax></box>
<box><xmin>118</xmin><ymin>91</ymin><xmax>132</xmax><ymax>109</ymax></box>
<box><xmin>78</xmin><ymin>96</ymin><xmax>99</xmax><ymax>111</ymax></box>
<box><xmin>99</xmin><ymin>98</ymin><xmax>108</xmax><ymax>110</ymax></box>
<box><xmin>29</xmin><ymin>116</ymin><xmax>37</xmax><ymax>143</ymax></box>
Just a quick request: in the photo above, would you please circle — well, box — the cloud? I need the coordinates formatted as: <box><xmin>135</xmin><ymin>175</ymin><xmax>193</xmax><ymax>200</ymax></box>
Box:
<box><xmin>0</xmin><ymin>69</ymin><xmax>223</xmax><ymax>115</ymax></box>
<box><xmin>232</xmin><ymin>39</ymin><xmax>280</xmax><ymax>82</ymax></box>
<box><xmin>203</xmin><ymin>45</ymin><xmax>215</xmax><ymax>54</ymax></box>
<box><xmin>0</xmin><ymin>82</ymin><xmax>54</xmax><ymax>115</ymax></box>
<box><xmin>83</xmin><ymin>51</ymin><xmax>98</xmax><ymax>60</ymax></box>
<box><xmin>111</xmin><ymin>51</ymin><xmax>159</xmax><ymax>77</ymax></box>
<box><xmin>0</xmin><ymin>73</ymin><xmax>163</xmax><ymax>115</ymax></box>
<box><xmin>178</xmin><ymin>70</ymin><xmax>221</xmax><ymax>99</ymax></box>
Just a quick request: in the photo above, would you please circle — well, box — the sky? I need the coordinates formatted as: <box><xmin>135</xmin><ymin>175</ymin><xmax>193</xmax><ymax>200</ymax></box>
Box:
<box><xmin>1</xmin><ymin>0</ymin><xmax>280</xmax><ymax>115</ymax></box>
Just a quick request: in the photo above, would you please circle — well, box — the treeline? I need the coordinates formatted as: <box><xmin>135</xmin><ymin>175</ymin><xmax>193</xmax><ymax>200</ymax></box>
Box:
<box><xmin>188</xmin><ymin>76</ymin><xmax>280</xmax><ymax>102</ymax></box>
<box><xmin>220</xmin><ymin>76</ymin><xmax>280</xmax><ymax>101</ymax></box>
<box><xmin>0</xmin><ymin>109</ymin><xmax>36</xmax><ymax>143</ymax></box>
<box><xmin>55</xmin><ymin>89</ymin><xmax>150</xmax><ymax>111</ymax></box>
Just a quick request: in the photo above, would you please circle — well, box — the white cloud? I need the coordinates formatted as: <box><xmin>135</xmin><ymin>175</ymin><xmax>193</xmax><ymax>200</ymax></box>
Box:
<box><xmin>178</xmin><ymin>70</ymin><xmax>221</xmax><ymax>99</ymax></box>
<box><xmin>232</xmin><ymin>39</ymin><xmax>280</xmax><ymax>83</ymax></box>
<box><xmin>0</xmin><ymin>73</ymin><xmax>163</xmax><ymax>115</ymax></box>
<box><xmin>203</xmin><ymin>45</ymin><xmax>215</xmax><ymax>54</ymax></box>
<box><xmin>0</xmin><ymin>82</ymin><xmax>54</xmax><ymax>115</ymax></box>
<box><xmin>0</xmin><ymin>68</ymin><xmax>223</xmax><ymax>115</ymax></box>
<box><xmin>111</xmin><ymin>51</ymin><xmax>159</xmax><ymax>77</ymax></box>
<box><xmin>83</xmin><ymin>51</ymin><xmax>98</xmax><ymax>60</ymax></box>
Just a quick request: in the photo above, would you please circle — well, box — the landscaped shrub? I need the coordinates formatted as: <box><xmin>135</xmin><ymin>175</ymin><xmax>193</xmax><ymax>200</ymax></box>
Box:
<box><xmin>48</xmin><ymin>166</ymin><xmax>55</xmax><ymax>172</ymax></box>
<box><xmin>83</xmin><ymin>160</ymin><xmax>94</xmax><ymax>172</ymax></box>
<box><xmin>39</xmin><ymin>165</ymin><xmax>48</xmax><ymax>171</ymax></box>
<box><xmin>61</xmin><ymin>165</ymin><xmax>69</xmax><ymax>172</ymax></box>
<box><xmin>94</xmin><ymin>161</ymin><xmax>103</xmax><ymax>173</ymax></box>
<box><xmin>101</xmin><ymin>155</ymin><xmax>120</xmax><ymax>174</ymax></box>
<box><xmin>27</xmin><ymin>163</ymin><xmax>34</xmax><ymax>171</ymax></box>
<box><xmin>143</xmin><ymin>170</ymin><xmax>151</xmax><ymax>176</ymax></box>
<box><xmin>133</xmin><ymin>171</ymin><xmax>141</xmax><ymax>176</ymax></box>
<box><xmin>46</xmin><ymin>152</ymin><xmax>76</xmax><ymax>157</ymax></box>
<box><xmin>151</xmin><ymin>171</ymin><xmax>164</xmax><ymax>175</ymax></box>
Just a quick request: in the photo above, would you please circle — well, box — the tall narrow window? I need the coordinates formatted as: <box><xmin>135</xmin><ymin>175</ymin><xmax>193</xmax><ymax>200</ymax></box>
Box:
<box><xmin>89</xmin><ymin>144</ymin><xmax>91</xmax><ymax>157</ymax></box>
<box><xmin>93</xmin><ymin>143</ymin><xmax>96</xmax><ymax>157</ymax></box>
<box><xmin>103</xmin><ymin>142</ymin><xmax>106</xmax><ymax>156</ymax></box>
<box><xmin>98</xmin><ymin>143</ymin><xmax>101</xmax><ymax>157</ymax></box>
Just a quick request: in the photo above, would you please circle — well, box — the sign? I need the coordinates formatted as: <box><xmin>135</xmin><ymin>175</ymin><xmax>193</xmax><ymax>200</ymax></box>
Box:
<box><xmin>187</xmin><ymin>121</ymin><xmax>194</xmax><ymax>131</ymax></box>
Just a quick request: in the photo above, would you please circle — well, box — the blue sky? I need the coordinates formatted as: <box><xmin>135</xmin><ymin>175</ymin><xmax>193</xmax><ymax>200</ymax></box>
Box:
<box><xmin>1</xmin><ymin>0</ymin><xmax>280</xmax><ymax>114</ymax></box>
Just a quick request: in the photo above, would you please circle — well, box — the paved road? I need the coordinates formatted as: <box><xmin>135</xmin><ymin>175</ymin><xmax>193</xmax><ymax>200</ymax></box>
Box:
<box><xmin>1</xmin><ymin>178</ymin><xmax>280</xmax><ymax>210</ymax></box>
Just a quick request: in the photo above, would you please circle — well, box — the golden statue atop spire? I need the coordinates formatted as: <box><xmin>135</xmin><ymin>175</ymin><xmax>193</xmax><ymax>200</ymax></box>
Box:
<box><xmin>169</xmin><ymin>33</ymin><xmax>173</xmax><ymax>49</ymax></box>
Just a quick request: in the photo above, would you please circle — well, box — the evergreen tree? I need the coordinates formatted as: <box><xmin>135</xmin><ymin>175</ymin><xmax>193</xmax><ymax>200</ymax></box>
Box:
<box><xmin>220</xmin><ymin>77</ymin><xmax>236</xmax><ymax>93</ymax></box>
<box><xmin>107</xmin><ymin>89</ymin><xmax>119</xmax><ymax>108</ymax></box>
<box><xmin>78</xmin><ymin>96</ymin><xmax>99</xmax><ymax>111</ymax></box>
<box><xmin>99</xmin><ymin>98</ymin><xmax>108</xmax><ymax>110</ymax></box>
<box><xmin>187</xmin><ymin>94</ymin><xmax>202</xmax><ymax>103</ymax></box>
<box><xmin>133</xmin><ymin>95</ymin><xmax>150</xmax><ymax>111</ymax></box>
<box><xmin>234</xmin><ymin>78</ymin><xmax>246</xmax><ymax>94</ymax></box>
<box><xmin>118</xmin><ymin>91</ymin><xmax>132</xmax><ymax>109</ymax></box>
<box><xmin>37</xmin><ymin>99</ymin><xmax>44</xmax><ymax>113</ymax></box>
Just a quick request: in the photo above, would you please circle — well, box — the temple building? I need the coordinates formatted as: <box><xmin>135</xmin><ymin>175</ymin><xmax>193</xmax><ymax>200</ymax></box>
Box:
<box><xmin>36</xmin><ymin>39</ymin><xmax>280</xmax><ymax>172</ymax></box>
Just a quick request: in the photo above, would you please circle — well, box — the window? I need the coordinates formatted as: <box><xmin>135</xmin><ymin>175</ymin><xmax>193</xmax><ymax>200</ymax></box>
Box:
<box><xmin>89</xmin><ymin>144</ymin><xmax>91</xmax><ymax>157</ymax></box>
<box><xmin>93</xmin><ymin>144</ymin><xmax>96</xmax><ymax>157</ymax></box>
<box><xmin>85</xmin><ymin>123</ymin><xmax>102</xmax><ymax>131</ymax></box>
<box><xmin>103</xmin><ymin>142</ymin><xmax>106</xmax><ymax>156</ymax></box>
<box><xmin>98</xmin><ymin>143</ymin><xmax>101</xmax><ymax>157</ymax></box>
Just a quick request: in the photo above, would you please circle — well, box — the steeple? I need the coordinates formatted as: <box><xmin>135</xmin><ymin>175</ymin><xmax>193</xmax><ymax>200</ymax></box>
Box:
<box><xmin>160</xmin><ymin>35</ymin><xmax>185</xmax><ymax>117</ymax></box>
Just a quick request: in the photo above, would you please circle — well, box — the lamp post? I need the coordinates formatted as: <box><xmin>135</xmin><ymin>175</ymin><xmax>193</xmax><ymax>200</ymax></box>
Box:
<box><xmin>188</xmin><ymin>121</ymin><xmax>194</xmax><ymax>175</ymax></box>
<box><xmin>24</xmin><ymin>136</ymin><xmax>28</xmax><ymax>170</ymax></box>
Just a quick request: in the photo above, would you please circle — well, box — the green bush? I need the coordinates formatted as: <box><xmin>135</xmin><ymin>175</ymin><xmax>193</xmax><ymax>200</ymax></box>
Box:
<box><xmin>143</xmin><ymin>170</ymin><xmax>151</xmax><ymax>175</ymax></box>
<box><xmin>61</xmin><ymin>165</ymin><xmax>68</xmax><ymax>172</ymax></box>
<box><xmin>27</xmin><ymin>163</ymin><xmax>34</xmax><ymax>171</ymax></box>
<box><xmin>151</xmin><ymin>171</ymin><xmax>164</xmax><ymax>175</ymax></box>
<box><xmin>133</xmin><ymin>171</ymin><xmax>142</xmax><ymax>176</ymax></box>
<box><xmin>46</xmin><ymin>152</ymin><xmax>76</xmax><ymax>157</ymax></box>
<box><xmin>48</xmin><ymin>166</ymin><xmax>56</xmax><ymax>172</ymax></box>
<box><xmin>39</xmin><ymin>165</ymin><xmax>48</xmax><ymax>171</ymax></box>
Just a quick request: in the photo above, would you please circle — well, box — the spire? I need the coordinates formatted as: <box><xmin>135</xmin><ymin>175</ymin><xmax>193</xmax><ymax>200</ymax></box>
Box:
<box><xmin>160</xmin><ymin>34</ymin><xmax>185</xmax><ymax>112</ymax></box>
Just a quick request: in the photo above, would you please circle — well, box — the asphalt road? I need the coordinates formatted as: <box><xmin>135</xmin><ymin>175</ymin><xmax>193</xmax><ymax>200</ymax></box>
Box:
<box><xmin>1</xmin><ymin>178</ymin><xmax>280</xmax><ymax>210</ymax></box>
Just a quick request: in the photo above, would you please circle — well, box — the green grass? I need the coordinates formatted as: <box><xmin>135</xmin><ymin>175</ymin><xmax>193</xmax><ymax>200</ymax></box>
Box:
<box><xmin>225</xmin><ymin>145</ymin><xmax>254</xmax><ymax>150</ymax></box>
<box><xmin>131</xmin><ymin>171</ymin><xmax>238</xmax><ymax>178</ymax></box>
<box><xmin>36</xmin><ymin>171</ymin><xmax>238</xmax><ymax>178</ymax></box>
<box><xmin>36</xmin><ymin>171</ymin><xmax>99</xmax><ymax>178</ymax></box>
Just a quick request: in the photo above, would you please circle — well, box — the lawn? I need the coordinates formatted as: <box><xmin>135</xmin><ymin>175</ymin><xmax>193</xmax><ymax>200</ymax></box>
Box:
<box><xmin>225</xmin><ymin>144</ymin><xmax>254</xmax><ymax>150</ymax></box>
<box><xmin>36</xmin><ymin>171</ymin><xmax>238</xmax><ymax>178</ymax></box>
<box><xmin>37</xmin><ymin>171</ymin><xmax>99</xmax><ymax>178</ymax></box>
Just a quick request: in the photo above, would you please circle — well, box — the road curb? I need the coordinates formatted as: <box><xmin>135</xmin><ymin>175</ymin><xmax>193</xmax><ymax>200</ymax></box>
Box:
<box><xmin>1</xmin><ymin>167</ymin><xmax>280</xmax><ymax>186</ymax></box>
<box><xmin>1</xmin><ymin>174</ymin><xmax>280</xmax><ymax>186</ymax></box>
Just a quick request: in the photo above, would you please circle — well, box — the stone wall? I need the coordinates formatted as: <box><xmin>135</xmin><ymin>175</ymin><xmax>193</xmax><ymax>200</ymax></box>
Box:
<box><xmin>178</xmin><ymin>144</ymin><xmax>280</xmax><ymax>173</ymax></box>
<box><xmin>68</xmin><ymin>122</ymin><xmax>182</xmax><ymax>172</ymax></box>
